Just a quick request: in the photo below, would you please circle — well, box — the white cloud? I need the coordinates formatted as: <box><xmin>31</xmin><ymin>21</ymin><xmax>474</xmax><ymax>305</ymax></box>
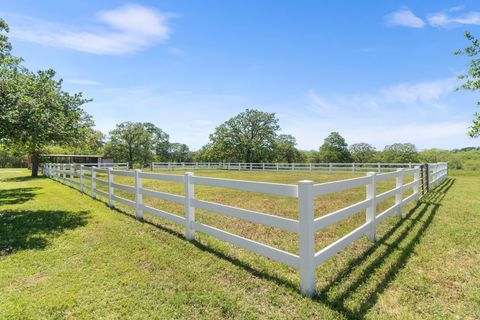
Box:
<box><xmin>428</xmin><ymin>11</ymin><xmax>480</xmax><ymax>27</ymax></box>
<box><xmin>8</xmin><ymin>4</ymin><xmax>171</xmax><ymax>55</ymax></box>
<box><xmin>385</xmin><ymin>9</ymin><xmax>426</xmax><ymax>28</ymax></box>
<box><xmin>380</xmin><ymin>78</ymin><xmax>456</xmax><ymax>105</ymax></box>
<box><xmin>308</xmin><ymin>77</ymin><xmax>456</xmax><ymax>113</ymax></box>
<box><xmin>308</xmin><ymin>89</ymin><xmax>335</xmax><ymax>112</ymax></box>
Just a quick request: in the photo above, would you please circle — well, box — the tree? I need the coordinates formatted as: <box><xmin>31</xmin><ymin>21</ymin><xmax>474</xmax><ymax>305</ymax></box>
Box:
<box><xmin>206</xmin><ymin>109</ymin><xmax>280</xmax><ymax>162</ymax></box>
<box><xmin>382</xmin><ymin>143</ymin><xmax>419</xmax><ymax>163</ymax></box>
<box><xmin>168</xmin><ymin>143</ymin><xmax>191</xmax><ymax>162</ymax></box>
<box><xmin>349</xmin><ymin>143</ymin><xmax>376</xmax><ymax>163</ymax></box>
<box><xmin>105</xmin><ymin>122</ymin><xmax>170</xmax><ymax>166</ymax></box>
<box><xmin>454</xmin><ymin>31</ymin><xmax>480</xmax><ymax>137</ymax></box>
<box><xmin>274</xmin><ymin>134</ymin><xmax>303</xmax><ymax>163</ymax></box>
<box><xmin>1</xmin><ymin>19</ymin><xmax>95</xmax><ymax>176</ymax></box>
<box><xmin>318</xmin><ymin>132</ymin><xmax>352</xmax><ymax>162</ymax></box>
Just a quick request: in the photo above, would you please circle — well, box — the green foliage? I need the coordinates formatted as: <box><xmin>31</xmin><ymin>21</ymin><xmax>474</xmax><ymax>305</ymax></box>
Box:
<box><xmin>105</xmin><ymin>122</ymin><xmax>170</xmax><ymax>166</ymax></box>
<box><xmin>0</xmin><ymin>144</ymin><xmax>27</xmax><ymax>168</ymax></box>
<box><xmin>382</xmin><ymin>143</ymin><xmax>419</xmax><ymax>163</ymax></box>
<box><xmin>167</xmin><ymin>143</ymin><xmax>192</xmax><ymax>162</ymax></box>
<box><xmin>349</xmin><ymin>143</ymin><xmax>377</xmax><ymax>163</ymax></box>
<box><xmin>454</xmin><ymin>31</ymin><xmax>480</xmax><ymax>137</ymax></box>
<box><xmin>204</xmin><ymin>109</ymin><xmax>281</xmax><ymax>162</ymax></box>
<box><xmin>419</xmin><ymin>148</ymin><xmax>480</xmax><ymax>169</ymax></box>
<box><xmin>0</xmin><ymin>19</ymin><xmax>95</xmax><ymax>176</ymax></box>
<box><xmin>318</xmin><ymin>132</ymin><xmax>352</xmax><ymax>162</ymax></box>
<box><xmin>273</xmin><ymin>134</ymin><xmax>304</xmax><ymax>163</ymax></box>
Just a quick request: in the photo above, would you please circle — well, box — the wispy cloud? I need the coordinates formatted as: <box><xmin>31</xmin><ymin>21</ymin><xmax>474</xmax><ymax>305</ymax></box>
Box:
<box><xmin>385</xmin><ymin>9</ymin><xmax>426</xmax><ymax>28</ymax></box>
<box><xmin>380</xmin><ymin>78</ymin><xmax>456</xmax><ymax>106</ymax></box>
<box><xmin>386</xmin><ymin>6</ymin><xmax>480</xmax><ymax>29</ymax></box>
<box><xmin>308</xmin><ymin>77</ymin><xmax>456</xmax><ymax>113</ymax></box>
<box><xmin>308</xmin><ymin>89</ymin><xmax>335</xmax><ymax>113</ymax></box>
<box><xmin>427</xmin><ymin>11</ymin><xmax>480</xmax><ymax>27</ymax></box>
<box><xmin>8</xmin><ymin>4</ymin><xmax>171</xmax><ymax>55</ymax></box>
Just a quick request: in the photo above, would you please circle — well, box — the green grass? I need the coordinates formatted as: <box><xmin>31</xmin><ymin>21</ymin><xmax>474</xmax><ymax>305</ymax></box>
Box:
<box><xmin>0</xmin><ymin>168</ymin><xmax>479</xmax><ymax>319</ymax></box>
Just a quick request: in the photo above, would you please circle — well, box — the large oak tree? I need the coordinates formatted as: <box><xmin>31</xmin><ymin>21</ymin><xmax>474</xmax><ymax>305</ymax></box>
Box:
<box><xmin>0</xmin><ymin>19</ymin><xmax>94</xmax><ymax>176</ymax></box>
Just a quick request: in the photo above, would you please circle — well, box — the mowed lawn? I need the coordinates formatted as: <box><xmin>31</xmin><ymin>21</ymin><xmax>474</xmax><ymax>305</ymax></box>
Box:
<box><xmin>0</xmin><ymin>169</ymin><xmax>479</xmax><ymax>319</ymax></box>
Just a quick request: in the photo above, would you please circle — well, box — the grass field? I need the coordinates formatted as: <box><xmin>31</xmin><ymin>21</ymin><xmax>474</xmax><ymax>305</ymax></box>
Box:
<box><xmin>1</xmin><ymin>168</ymin><xmax>479</xmax><ymax>319</ymax></box>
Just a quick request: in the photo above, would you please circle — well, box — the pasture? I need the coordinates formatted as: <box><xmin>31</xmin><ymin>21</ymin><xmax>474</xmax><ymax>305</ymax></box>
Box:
<box><xmin>0</xmin><ymin>168</ymin><xmax>479</xmax><ymax>319</ymax></box>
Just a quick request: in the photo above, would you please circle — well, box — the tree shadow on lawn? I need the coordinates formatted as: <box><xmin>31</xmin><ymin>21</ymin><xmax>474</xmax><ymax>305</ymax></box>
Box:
<box><xmin>0</xmin><ymin>209</ymin><xmax>90</xmax><ymax>256</ymax></box>
<box><xmin>0</xmin><ymin>175</ymin><xmax>47</xmax><ymax>183</ymax></box>
<box><xmin>0</xmin><ymin>187</ymin><xmax>40</xmax><ymax>205</ymax></box>
<box><xmin>314</xmin><ymin>177</ymin><xmax>455</xmax><ymax>319</ymax></box>
<box><xmin>110</xmin><ymin>178</ymin><xmax>455</xmax><ymax>318</ymax></box>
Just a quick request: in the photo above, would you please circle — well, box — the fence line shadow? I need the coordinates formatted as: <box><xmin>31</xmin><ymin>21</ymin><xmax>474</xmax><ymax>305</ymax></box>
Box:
<box><xmin>315</xmin><ymin>177</ymin><xmax>455</xmax><ymax>319</ymax></box>
<box><xmin>85</xmin><ymin>176</ymin><xmax>454</xmax><ymax>317</ymax></box>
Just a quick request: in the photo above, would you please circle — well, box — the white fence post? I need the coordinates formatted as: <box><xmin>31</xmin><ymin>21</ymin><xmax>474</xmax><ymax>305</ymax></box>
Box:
<box><xmin>135</xmin><ymin>169</ymin><xmax>143</xmax><ymax>220</ymax></box>
<box><xmin>366</xmin><ymin>172</ymin><xmax>377</xmax><ymax>242</ymax></box>
<box><xmin>298</xmin><ymin>180</ymin><xmax>316</xmax><ymax>297</ymax></box>
<box><xmin>80</xmin><ymin>165</ymin><xmax>84</xmax><ymax>193</ymax></box>
<box><xmin>70</xmin><ymin>164</ymin><xmax>74</xmax><ymax>187</ymax></box>
<box><xmin>413</xmin><ymin>166</ymin><xmax>420</xmax><ymax>201</ymax></box>
<box><xmin>395</xmin><ymin>168</ymin><xmax>404</xmax><ymax>217</ymax></box>
<box><xmin>91</xmin><ymin>168</ymin><xmax>96</xmax><ymax>199</ymax></box>
<box><xmin>377</xmin><ymin>163</ymin><xmax>381</xmax><ymax>172</ymax></box>
<box><xmin>352</xmin><ymin>163</ymin><xmax>355</xmax><ymax>175</ymax></box>
<box><xmin>62</xmin><ymin>164</ymin><xmax>66</xmax><ymax>183</ymax></box>
<box><xmin>184</xmin><ymin>172</ymin><xmax>195</xmax><ymax>240</ymax></box>
<box><xmin>108</xmin><ymin>167</ymin><xmax>114</xmax><ymax>207</ymax></box>
<box><xmin>329</xmin><ymin>163</ymin><xmax>332</xmax><ymax>173</ymax></box>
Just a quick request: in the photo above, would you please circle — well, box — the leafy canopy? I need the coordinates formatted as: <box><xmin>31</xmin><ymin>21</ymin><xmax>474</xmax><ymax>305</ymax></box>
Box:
<box><xmin>1</xmin><ymin>19</ymin><xmax>94</xmax><ymax>176</ymax></box>
<box><xmin>105</xmin><ymin>122</ymin><xmax>170</xmax><ymax>165</ymax></box>
<box><xmin>318</xmin><ymin>132</ymin><xmax>352</xmax><ymax>163</ymax></box>
<box><xmin>454</xmin><ymin>31</ymin><xmax>480</xmax><ymax>137</ymax></box>
<box><xmin>382</xmin><ymin>143</ymin><xmax>419</xmax><ymax>163</ymax></box>
<box><xmin>349</xmin><ymin>143</ymin><xmax>377</xmax><ymax>163</ymax></box>
<box><xmin>205</xmin><ymin>109</ymin><xmax>281</xmax><ymax>162</ymax></box>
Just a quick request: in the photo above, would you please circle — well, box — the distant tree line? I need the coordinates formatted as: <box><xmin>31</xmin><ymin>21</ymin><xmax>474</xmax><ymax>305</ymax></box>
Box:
<box><xmin>4</xmin><ymin>107</ymin><xmax>478</xmax><ymax>170</ymax></box>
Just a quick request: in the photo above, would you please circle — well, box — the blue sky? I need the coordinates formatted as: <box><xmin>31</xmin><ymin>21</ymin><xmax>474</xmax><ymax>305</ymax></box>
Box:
<box><xmin>2</xmin><ymin>0</ymin><xmax>480</xmax><ymax>150</ymax></box>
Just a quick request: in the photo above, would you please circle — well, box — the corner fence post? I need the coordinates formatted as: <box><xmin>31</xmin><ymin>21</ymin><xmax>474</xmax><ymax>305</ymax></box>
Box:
<box><xmin>184</xmin><ymin>172</ymin><xmax>195</xmax><ymax>240</ymax></box>
<box><xmin>413</xmin><ymin>166</ymin><xmax>420</xmax><ymax>201</ymax></box>
<box><xmin>425</xmin><ymin>163</ymin><xmax>430</xmax><ymax>193</ymax></box>
<box><xmin>80</xmin><ymin>165</ymin><xmax>84</xmax><ymax>193</ymax></box>
<box><xmin>366</xmin><ymin>172</ymin><xmax>377</xmax><ymax>242</ymax></box>
<box><xmin>108</xmin><ymin>167</ymin><xmax>114</xmax><ymax>207</ymax></box>
<box><xmin>298</xmin><ymin>180</ymin><xmax>316</xmax><ymax>297</ymax></box>
<box><xmin>395</xmin><ymin>168</ymin><xmax>404</xmax><ymax>217</ymax></box>
<box><xmin>135</xmin><ymin>169</ymin><xmax>143</xmax><ymax>220</ymax></box>
<box><xmin>91</xmin><ymin>167</ymin><xmax>96</xmax><ymax>199</ymax></box>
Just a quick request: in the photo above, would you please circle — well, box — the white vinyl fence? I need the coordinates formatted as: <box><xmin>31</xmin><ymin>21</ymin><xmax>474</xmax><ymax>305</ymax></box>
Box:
<box><xmin>151</xmin><ymin>162</ymin><xmax>421</xmax><ymax>173</ymax></box>
<box><xmin>43</xmin><ymin>162</ymin><xmax>448</xmax><ymax>297</ymax></box>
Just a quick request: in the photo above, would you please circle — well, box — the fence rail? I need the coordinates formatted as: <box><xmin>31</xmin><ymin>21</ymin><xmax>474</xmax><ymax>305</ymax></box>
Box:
<box><xmin>151</xmin><ymin>161</ymin><xmax>425</xmax><ymax>173</ymax></box>
<box><xmin>42</xmin><ymin>162</ymin><xmax>448</xmax><ymax>297</ymax></box>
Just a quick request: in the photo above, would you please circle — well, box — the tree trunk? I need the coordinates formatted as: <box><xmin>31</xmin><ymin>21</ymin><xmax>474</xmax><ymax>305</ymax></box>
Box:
<box><xmin>31</xmin><ymin>151</ymin><xmax>40</xmax><ymax>177</ymax></box>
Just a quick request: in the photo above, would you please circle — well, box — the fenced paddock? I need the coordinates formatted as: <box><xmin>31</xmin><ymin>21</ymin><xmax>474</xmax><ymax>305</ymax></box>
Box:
<box><xmin>43</xmin><ymin>162</ymin><xmax>448</xmax><ymax>297</ymax></box>
<box><xmin>151</xmin><ymin>161</ymin><xmax>422</xmax><ymax>173</ymax></box>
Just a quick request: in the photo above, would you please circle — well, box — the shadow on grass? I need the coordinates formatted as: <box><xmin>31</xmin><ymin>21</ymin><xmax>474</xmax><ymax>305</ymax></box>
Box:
<box><xmin>0</xmin><ymin>175</ymin><xmax>47</xmax><ymax>183</ymax></box>
<box><xmin>0</xmin><ymin>209</ymin><xmax>91</xmax><ymax>256</ymax></box>
<box><xmin>314</xmin><ymin>177</ymin><xmax>455</xmax><ymax>319</ymax></box>
<box><xmin>0</xmin><ymin>187</ymin><xmax>40</xmax><ymax>205</ymax></box>
<box><xmin>96</xmin><ymin>177</ymin><xmax>455</xmax><ymax>318</ymax></box>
